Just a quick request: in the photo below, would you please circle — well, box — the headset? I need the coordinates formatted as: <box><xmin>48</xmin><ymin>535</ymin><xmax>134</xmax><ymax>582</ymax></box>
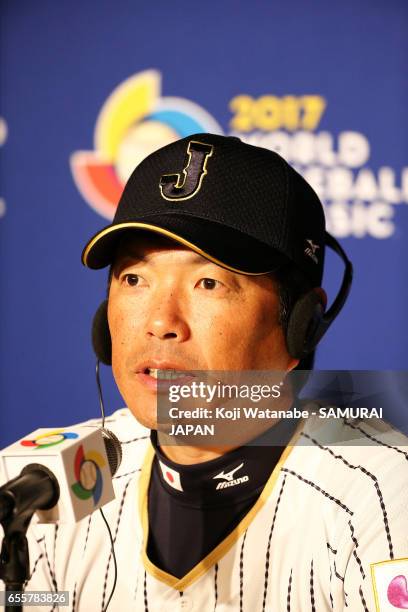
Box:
<box><xmin>91</xmin><ymin>231</ymin><xmax>353</xmax><ymax>364</ymax></box>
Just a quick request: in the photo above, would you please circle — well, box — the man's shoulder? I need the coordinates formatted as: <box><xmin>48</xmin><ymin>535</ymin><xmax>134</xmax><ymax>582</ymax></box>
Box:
<box><xmin>287</xmin><ymin>408</ymin><xmax>408</xmax><ymax>505</ymax></box>
<box><xmin>297</xmin><ymin>402</ymin><xmax>408</xmax><ymax>460</ymax></box>
<box><xmin>77</xmin><ymin>407</ymin><xmax>149</xmax><ymax>439</ymax></box>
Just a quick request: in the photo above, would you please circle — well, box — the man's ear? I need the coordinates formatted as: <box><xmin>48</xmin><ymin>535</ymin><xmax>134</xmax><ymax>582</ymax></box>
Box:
<box><xmin>287</xmin><ymin>356</ymin><xmax>300</xmax><ymax>372</ymax></box>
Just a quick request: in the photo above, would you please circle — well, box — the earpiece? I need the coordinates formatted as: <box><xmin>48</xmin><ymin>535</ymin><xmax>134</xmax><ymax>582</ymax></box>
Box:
<box><xmin>286</xmin><ymin>290</ymin><xmax>325</xmax><ymax>359</ymax></box>
<box><xmin>92</xmin><ymin>300</ymin><xmax>112</xmax><ymax>365</ymax></box>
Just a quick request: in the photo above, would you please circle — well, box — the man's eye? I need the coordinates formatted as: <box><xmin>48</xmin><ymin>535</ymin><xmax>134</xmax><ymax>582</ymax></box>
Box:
<box><xmin>122</xmin><ymin>274</ymin><xmax>140</xmax><ymax>287</ymax></box>
<box><xmin>197</xmin><ymin>278</ymin><xmax>222</xmax><ymax>290</ymax></box>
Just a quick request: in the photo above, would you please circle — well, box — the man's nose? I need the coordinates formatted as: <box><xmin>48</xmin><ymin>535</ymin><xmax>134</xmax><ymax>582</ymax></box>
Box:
<box><xmin>145</xmin><ymin>289</ymin><xmax>190</xmax><ymax>341</ymax></box>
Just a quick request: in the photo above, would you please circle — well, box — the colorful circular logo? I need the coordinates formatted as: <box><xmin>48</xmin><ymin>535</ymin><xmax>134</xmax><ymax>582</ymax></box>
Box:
<box><xmin>21</xmin><ymin>430</ymin><xmax>78</xmax><ymax>449</ymax></box>
<box><xmin>71</xmin><ymin>444</ymin><xmax>106</xmax><ymax>506</ymax></box>
<box><xmin>71</xmin><ymin>69</ymin><xmax>223</xmax><ymax>219</ymax></box>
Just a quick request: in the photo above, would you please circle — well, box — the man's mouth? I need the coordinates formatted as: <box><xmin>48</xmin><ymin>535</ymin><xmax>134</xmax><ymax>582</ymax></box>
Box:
<box><xmin>136</xmin><ymin>365</ymin><xmax>196</xmax><ymax>390</ymax></box>
<box><xmin>144</xmin><ymin>368</ymin><xmax>187</xmax><ymax>380</ymax></box>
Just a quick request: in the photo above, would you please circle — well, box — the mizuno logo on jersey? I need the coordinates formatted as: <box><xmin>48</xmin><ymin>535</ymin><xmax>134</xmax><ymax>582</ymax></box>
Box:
<box><xmin>213</xmin><ymin>462</ymin><xmax>249</xmax><ymax>490</ymax></box>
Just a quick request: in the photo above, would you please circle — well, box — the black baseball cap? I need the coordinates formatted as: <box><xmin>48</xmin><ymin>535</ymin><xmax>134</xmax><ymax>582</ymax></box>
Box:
<box><xmin>82</xmin><ymin>133</ymin><xmax>326</xmax><ymax>286</ymax></box>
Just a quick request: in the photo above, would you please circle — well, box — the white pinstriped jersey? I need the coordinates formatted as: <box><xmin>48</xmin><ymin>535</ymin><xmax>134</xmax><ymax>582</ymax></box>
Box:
<box><xmin>5</xmin><ymin>405</ymin><xmax>408</xmax><ymax>612</ymax></box>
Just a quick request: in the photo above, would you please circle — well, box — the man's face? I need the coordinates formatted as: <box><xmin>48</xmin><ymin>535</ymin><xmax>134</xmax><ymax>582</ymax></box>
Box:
<box><xmin>108</xmin><ymin>234</ymin><xmax>299</xmax><ymax>429</ymax></box>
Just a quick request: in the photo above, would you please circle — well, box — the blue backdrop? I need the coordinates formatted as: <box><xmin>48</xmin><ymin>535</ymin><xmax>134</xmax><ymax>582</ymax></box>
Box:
<box><xmin>1</xmin><ymin>0</ymin><xmax>407</xmax><ymax>447</ymax></box>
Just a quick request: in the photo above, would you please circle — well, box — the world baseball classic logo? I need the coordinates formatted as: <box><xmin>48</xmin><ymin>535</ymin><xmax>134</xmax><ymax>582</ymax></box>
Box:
<box><xmin>71</xmin><ymin>444</ymin><xmax>106</xmax><ymax>506</ymax></box>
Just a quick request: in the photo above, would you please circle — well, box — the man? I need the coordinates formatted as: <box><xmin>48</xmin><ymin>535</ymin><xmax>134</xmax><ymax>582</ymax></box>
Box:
<box><xmin>21</xmin><ymin>134</ymin><xmax>408</xmax><ymax>610</ymax></box>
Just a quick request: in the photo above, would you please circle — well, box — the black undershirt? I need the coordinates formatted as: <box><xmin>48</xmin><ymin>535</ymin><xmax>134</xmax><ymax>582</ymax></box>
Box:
<box><xmin>147</xmin><ymin>416</ymin><xmax>300</xmax><ymax>578</ymax></box>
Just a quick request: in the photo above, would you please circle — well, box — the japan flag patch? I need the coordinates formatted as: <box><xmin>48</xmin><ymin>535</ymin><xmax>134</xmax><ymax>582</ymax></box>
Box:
<box><xmin>158</xmin><ymin>460</ymin><xmax>184</xmax><ymax>492</ymax></box>
<box><xmin>371</xmin><ymin>558</ymin><xmax>408</xmax><ymax>611</ymax></box>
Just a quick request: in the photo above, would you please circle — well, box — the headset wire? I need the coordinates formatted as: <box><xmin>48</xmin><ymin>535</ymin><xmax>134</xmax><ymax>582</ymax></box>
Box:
<box><xmin>96</xmin><ymin>359</ymin><xmax>118</xmax><ymax>611</ymax></box>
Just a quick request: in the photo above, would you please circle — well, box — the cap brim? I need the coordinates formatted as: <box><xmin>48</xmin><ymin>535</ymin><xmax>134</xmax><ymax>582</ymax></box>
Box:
<box><xmin>82</xmin><ymin>214</ymin><xmax>289</xmax><ymax>275</ymax></box>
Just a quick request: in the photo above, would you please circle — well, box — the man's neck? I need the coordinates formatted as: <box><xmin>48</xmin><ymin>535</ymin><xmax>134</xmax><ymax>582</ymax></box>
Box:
<box><xmin>159</xmin><ymin>444</ymin><xmax>234</xmax><ymax>465</ymax></box>
<box><xmin>159</xmin><ymin>390</ymin><xmax>295</xmax><ymax>465</ymax></box>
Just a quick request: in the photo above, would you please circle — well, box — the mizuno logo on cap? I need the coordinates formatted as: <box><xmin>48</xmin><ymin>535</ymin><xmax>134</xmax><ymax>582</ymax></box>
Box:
<box><xmin>159</xmin><ymin>140</ymin><xmax>213</xmax><ymax>201</ymax></box>
<box><xmin>304</xmin><ymin>239</ymin><xmax>320</xmax><ymax>264</ymax></box>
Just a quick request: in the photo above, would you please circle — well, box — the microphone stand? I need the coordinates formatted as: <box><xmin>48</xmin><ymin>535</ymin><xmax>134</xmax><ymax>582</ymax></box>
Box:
<box><xmin>0</xmin><ymin>530</ymin><xmax>30</xmax><ymax>612</ymax></box>
<box><xmin>0</xmin><ymin>464</ymin><xmax>59</xmax><ymax>612</ymax></box>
